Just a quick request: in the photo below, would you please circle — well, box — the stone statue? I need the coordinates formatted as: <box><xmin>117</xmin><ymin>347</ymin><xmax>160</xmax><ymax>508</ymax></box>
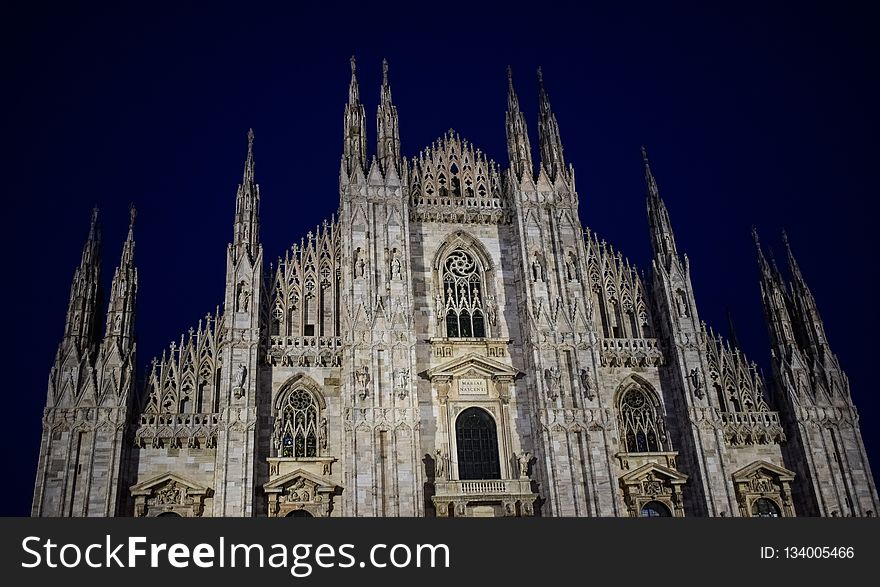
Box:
<box><xmin>579</xmin><ymin>368</ymin><xmax>595</xmax><ymax>400</ymax></box>
<box><xmin>320</xmin><ymin>417</ymin><xmax>328</xmax><ymax>449</ymax></box>
<box><xmin>546</xmin><ymin>366</ymin><xmax>562</xmax><ymax>398</ymax></box>
<box><xmin>518</xmin><ymin>452</ymin><xmax>531</xmax><ymax>478</ymax></box>
<box><xmin>354</xmin><ymin>248</ymin><xmax>365</xmax><ymax>278</ymax></box>
<box><xmin>532</xmin><ymin>257</ymin><xmax>543</xmax><ymax>281</ymax></box>
<box><xmin>435</xmin><ymin>293</ymin><xmax>445</xmax><ymax>323</ymax></box>
<box><xmin>566</xmin><ymin>255</ymin><xmax>577</xmax><ymax>281</ymax></box>
<box><xmin>675</xmin><ymin>289</ymin><xmax>688</xmax><ymax>317</ymax></box>
<box><xmin>396</xmin><ymin>368</ymin><xmax>409</xmax><ymax>390</ymax></box>
<box><xmin>688</xmin><ymin>367</ymin><xmax>704</xmax><ymax>398</ymax></box>
<box><xmin>434</xmin><ymin>449</ymin><xmax>446</xmax><ymax>480</ymax></box>
<box><xmin>236</xmin><ymin>283</ymin><xmax>251</xmax><ymax>312</ymax></box>
<box><xmin>235</xmin><ymin>363</ymin><xmax>247</xmax><ymax>389</ymax></box>
<box><xmin>486</xmin><ymin>295</ymin><xmax>498</xmax><ymax>326</ymax></box>
<box><xmin>391</xmin><ymin>251</ymin><xmax>402</xmax><ymax>280</ymax></box>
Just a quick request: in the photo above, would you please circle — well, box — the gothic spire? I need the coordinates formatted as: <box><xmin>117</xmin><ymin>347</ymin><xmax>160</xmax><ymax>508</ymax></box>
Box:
<box><xmin>782</xmin><ymin>230</ymin><xmax>806</xmax><ymax>288</ymax></box>
<box><xmin>63</xmin><ymin>207</ymin><xmax>102</xmax><ymax>351</ymax></box>
<box><xmin>343</xmin><ymin>55</ymin><xmax>368</xmax><ymax>177</ymax></box>
<box><xmin>505</xmin><ymin>66</ymin><xmax>533</xmax><ymax>182</ymax></box>
<box><xmin>726</xmin><ymin>307</ymin><xmax>742</xmax><ymax>349</ymax></box>
<box><xmin>537</xmin><ymin>67</ymin><xmax>566</xmax><ymax>182</ymax></box>
<box><xmin>753</xmin><ymin>228</ymin><xmax>796</xmax><ymax>349</ymax></box>
<box><xmin>243</xmin><ymin>127</ymin><xmax>255</xmax><ymax>184</ymax></box>
<box><xmin>232</xmin><ymin>129</ymin><xmax>260</xmax><ymax>262</ymax></box>
<box><xmin>376</xmin><ymin>58</ymin><xmax>401</xmax><ymax>175</ymax></box>
<box><xmin>642</xmin><ymin>147</ymin><xmax>679</xmax><ymax>266</ymax></box>
<box><xmin>782</xmin><ymin>230</ymin><xmax>829</xmax><ymax>351</ymax></box>
<box><xmin>103</xmin><ymin>205</ymin><xmax>138</xmax><ymax>348</ymax></box>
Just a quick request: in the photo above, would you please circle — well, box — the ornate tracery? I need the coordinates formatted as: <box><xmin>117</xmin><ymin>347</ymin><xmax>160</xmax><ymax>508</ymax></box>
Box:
<box><xmin>617</xmin><ymin>384</ymin><xmax>666</xmax><ymax>453</ymax></box>
<box><xmin>442</xmin><ymin>248</ymin><xmax>487</xmax><ymax>338</ymax></box>
<box><xmin>276</xmin><ymin>389</ymin><xmax>319</xmax><ymax>458</ymax></box>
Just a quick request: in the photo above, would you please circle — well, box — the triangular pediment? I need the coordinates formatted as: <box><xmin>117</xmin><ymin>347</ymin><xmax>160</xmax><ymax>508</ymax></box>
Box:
<box><xmin>732</xmin><ymin>460</ymin><xmax>795</xmax><ymax>482</ymax></box>
<box><xmin>425</xmin><ymin>353</ymin><xmax>521</xmax><ymax>380</ymax></box>
<box><xmin>263</xmin><ymin>468</ymin><xmax>339</xmax><ymax>493</ymax></box>
<box><xmin>620</xmin><ymin>461</ymin><xmax>688</xmax><ymax>485</ymax></box>
<box><xmin>130</xmin><ymin>472</ymin><xmax>209</xmax><ymax>496</ymax></box>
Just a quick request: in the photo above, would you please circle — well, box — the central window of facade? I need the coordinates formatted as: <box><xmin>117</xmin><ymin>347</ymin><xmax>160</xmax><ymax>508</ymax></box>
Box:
<box><xmin>618</xmin><ymin>386</ymin><xmax>666</xmax><ymax>453</ymax></box>
<box><xmin>443</xmin><ymin>249</ymin><xmax>486</xmax><ymax>338</ymax></box>
<box><xmin>455</xmin><ymin>407</ymin><xmax>501</xmax><ymax>480</ymax></box>
<box><xmin>279</xmin><ymin>389</ymin><xmax>318</xmax><ymax>458</ymax></box>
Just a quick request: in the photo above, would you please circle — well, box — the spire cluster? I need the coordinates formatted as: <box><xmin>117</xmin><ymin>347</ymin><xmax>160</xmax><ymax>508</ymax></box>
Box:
<box><xmin>753</xmin><ymin>228</ymin><xmax>832</xmax><ymax>361</ymax></box>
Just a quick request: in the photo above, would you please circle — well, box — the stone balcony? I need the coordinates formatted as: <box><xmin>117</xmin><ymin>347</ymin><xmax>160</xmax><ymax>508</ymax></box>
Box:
<box><xmin>720</xmin><ymin>410</ymin><xmax>786</xmax><ymax>446</ymax></box>
<box><xmin>266</xmin><ymin>335</ymin><xmax>343</xmax><ymax>367</ymax></box>
<box><xmin>432</xmin><ymin>478</ymin><xmax>537</xmax><ymax>517</ymax></box>
<box><xmin>269</xmin><ymin>335</ymin><xmax>343</xmax><ymax>350</ymax></box>
<box><xmin>599</xmin><ymin>338</ymin><xmax>664</xmax><ymax>367</ymax></box>
<box><xmin>134</xmin><ymin>412</ymin><xmax>220</xmax><ymax>449</ymax></box>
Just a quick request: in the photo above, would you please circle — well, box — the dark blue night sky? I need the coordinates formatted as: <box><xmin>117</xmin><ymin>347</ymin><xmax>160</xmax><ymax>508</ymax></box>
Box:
<box><xmin>3</xmin><ymin>4</ymin><xmax>878</xmax><ymax>515</ymax></box>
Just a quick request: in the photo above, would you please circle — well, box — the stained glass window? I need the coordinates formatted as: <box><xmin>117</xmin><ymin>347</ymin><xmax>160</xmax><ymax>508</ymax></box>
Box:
<box><xmin>618</xmin><ymin>386</ymin><xmax>665</xmax><ymax>453</ymax></box>
<box><xmin>442</xmin><ymin>249</ymin><xmax>486</xmax><ymax>338</ymax></box>
<box><xmin>279</xmin><ymin>389</ymin><xmax>318</xmax><ymax>458</ymax></box>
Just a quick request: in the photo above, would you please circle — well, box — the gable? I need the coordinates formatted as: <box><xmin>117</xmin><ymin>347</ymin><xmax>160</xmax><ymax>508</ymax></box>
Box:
<box><xmin>425</xmin><ymin>353</ymin><xmax>521</xmax><ymax>380</ymax></box>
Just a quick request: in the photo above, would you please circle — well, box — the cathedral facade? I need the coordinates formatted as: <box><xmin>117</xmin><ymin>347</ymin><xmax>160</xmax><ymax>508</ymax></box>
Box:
<box><xmin>32</xmin><ymin>60</ymin><xmax>878</xmax><ymax>518</ymax></box>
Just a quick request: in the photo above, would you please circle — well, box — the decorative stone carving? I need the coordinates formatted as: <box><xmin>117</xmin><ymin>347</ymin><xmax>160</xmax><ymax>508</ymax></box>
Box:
<box><xmin>395</xmin><ymin>368</ymin><xmax>410</xmax><ymax>400</ymax></box>
<box><xmin>517</xmin><ymin>452</ymin><xmax>531</xmax><ymax>478</ymax></box>
<box><xmin>355</xmin><ymin>365</ymin><xmax>370</xmax><ymax>400</ymax></box>
<box><xmin>619</xmin><ymin>461</ymin><xmax>688</xmax><ymax>517</ymax></box>
<box><xmin>531</xmin><ymin>254</ymin><xmax>544</xmax><ymax>282</ymax></box>
<box><xmin>233</xmin><ymin>364</ymin><xmax>247</xmax><ymax>400</ymax></box>
<box><xmin>263</xmin><ymin>469</ymin><xmax>339</xmax><ymax>518</ymax></box>
<box><xmin>236</xmin><ymin>281</ymin><xmax>251</xmax><ymax>312</ymax></box>
<box><xmin>130</xmin><ymin>473</ymin><xmax>211</xmax><ymax>517</ymax></box>
<box><xmin>732</xmin><ymin>461</ymin><xmax>796</xmax><ymax>517</ymax></box>
<box><xmin>486</xmin><ymin>294</ymin><xmax>498</xmax><ymax>327</ymax></box>
<box><xmin>579</xmin><ymin>368</ymin><xmax>595</xmax><ymax>400</ymax></box>
<box><xmin>545</xmin><ymin>366</ymin><xmax>562</xmax><ymax>400</ymax></box>
<box><xmin>688</xmin><ymin>367</ymin><xmax>704</xmax><ymax>399</ymax></box>
<box><xmin>434</xmin><ymin>449</ymin><xmax>446</xmax><ymax>480</ymax></box>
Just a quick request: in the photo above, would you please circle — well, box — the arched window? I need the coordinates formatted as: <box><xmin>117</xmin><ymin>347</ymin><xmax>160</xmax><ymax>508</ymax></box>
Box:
<box><xmin>442</xmin><ymin>249</ymin><xmax>486</xmax><ymax>338</ymax></box>
<box><xmin>751</xmin><ymin>498</ymin><xmax>781</xmax><ymax>518</ymax></box>
<box><xmin>278</xmin><ymin>389</ymin><xmax>319</xmax><ymax>458</ymax></box>
<box><xmin>617</xmin><ymin>385</ymin><xmax>666</xmax><ymax>453</ymax></box>
<box><xmin>286</xmin><ymin>510</ymin><xmax>314</xmax><ymax>518</ymax></box>
<box><xmin>455</xmin><ymin>407</ymin><xmax>500</xmax><ymax>480</ymax></box>
<box><xmin>640</xmin><ymin>501</ymin><xmax>671</xmax><ymax>517</ymax></box>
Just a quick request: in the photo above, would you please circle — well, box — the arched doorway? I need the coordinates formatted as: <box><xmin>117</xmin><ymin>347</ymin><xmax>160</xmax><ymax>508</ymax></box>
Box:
<box><xmin>456</xmin><ymin>407</ymin><xmax>500</xmax><ymax>480</ymax></box>
<box><xmin>751</xmin><ymin>498</ymin><xmax>781</xmax><ymax>518</ymax></box>
<box><xmin>639</xmin><ymin>501</ymin><xmax>671</xmax><ymax>517</ymax></box>
<box><xmin>285</xmin><ymin>509</ymin><xmax>314</xmax><ymax>518</ymax></box>
<box><xmin>156</xmin><ymin>511</ymin><xmax>181</xmax><ymax>517</ymax></box>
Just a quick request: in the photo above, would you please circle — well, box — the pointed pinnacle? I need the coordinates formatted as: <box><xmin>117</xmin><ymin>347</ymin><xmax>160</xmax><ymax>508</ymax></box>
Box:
<box><xmin>128</xmin><ymin>203</ymin><xmax>137</xmax><ymax>230</ymax></box>
<box><xmin>348</xmin><ymin>56</ymin><xmax>360</xmax><ymax>103</ymax></box>
<box><xmin>781</xmin><ymin>229</ymin><xmax>805</xmax><ymax>284</ymax></box>
<box><xmin>88</xmin><ymin>207</ymin><xmax>100</xmax><ymax>239</ymax></box>
<box><xmin>537</xmin><ymin>66</ymin><xmax>544</xmax><ymax>86</ymax></box>
<box><xmin>382</xmin><ymin>58</ymin><xmax>389</xmax><ymax>85</ymax></box>
<box><xmin>642</xmin><ymin>146</ymin><xmax>660</xmax><ymax>198</ymax></box>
